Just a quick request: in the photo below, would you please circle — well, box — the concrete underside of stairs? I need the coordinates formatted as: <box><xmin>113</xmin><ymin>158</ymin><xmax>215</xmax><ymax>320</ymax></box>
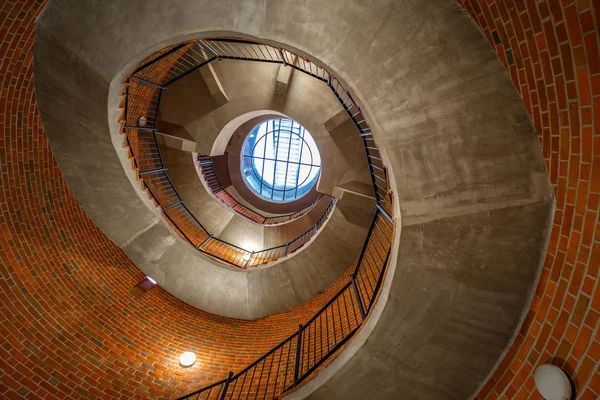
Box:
<box><xmin>158</xmin><ymin>57</ymin><xmax>374</xmax><ymax>214</ymax></box>
<box><xmin>160</xmin><ymin>141</ymin><xmax>362</xmax><ymax>250</ymax></box>
<box><xmin>34</xmin><ymin>0</ymin><xmax>553</xmax><ymax>399</ymax></box>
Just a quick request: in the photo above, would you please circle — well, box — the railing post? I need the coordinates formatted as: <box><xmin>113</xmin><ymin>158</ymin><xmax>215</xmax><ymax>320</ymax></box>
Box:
<box><xmin>123</xmin><ymin>85</ymin><xmax>129</xmax><ymax>125</ymax></box>
<box><xmin>198</xmin><ymin>40</ymin><xmax>221</xmax><ymax>61</ymax></box>
<box><xmin>293</xmin><ymin>324</ymin><xmax>303</xmax><ymax>386</ymax></box>
<box><xmin>244</xmin><ymin>251</ymin><xmax>254</xmax><ymax>269</ymax></box>
<box><xmin>219</xmin><ymin>371</ymin><xmax>233</xmax><ymax>400</ymax></box>
<box><xmin>284</xmin><ymin>243</ymin><xmax>289</xmax><ymax>256</ymax></box>
<box><xmin>350</xmin><ymin>274</ymin><xmax>366</xmax><ymax>320</ymax></box>
<box><xmin>197</xmin><ymin>234</ymin><xmax>212</xmax><ymax>250</ymax></box>
<box><xmin>277</xmin><ymin>49</ymin><xmax>287</xmax><ymax>66</ymax></box>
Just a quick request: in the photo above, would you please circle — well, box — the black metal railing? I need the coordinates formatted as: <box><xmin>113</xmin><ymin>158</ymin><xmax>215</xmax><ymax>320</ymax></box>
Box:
<box><xmin>197</xmin><ymin>154</ymin><xmax>325</xmax><ymax>225</ymax></box>
<box><xmin>119</xmin><ymin>37</ymin><xmax>397</xmax><ymax>398</ymax></box>
<box><xmin>196</xmin><ymin>39</ymin><xmax>393</xmax><ymax>215</ymax></box>
<box><xmin>121</xmin><ymin>38</ymin><xmax>392</xmax><ymax>217</ymax></box>
<box><xmin>123</xmin><ymin>126</ymin><xmax>337</xmax><ymax>269</ymax></box>
<box><xmin>121</xmin><ymin>41</ymin><xmax>341</xmax><ymax>269</ymax></box>
<box><xmin>176</xmin><ymin>208</ymin><xmax>393</xmax><ymax>399</ymax></box>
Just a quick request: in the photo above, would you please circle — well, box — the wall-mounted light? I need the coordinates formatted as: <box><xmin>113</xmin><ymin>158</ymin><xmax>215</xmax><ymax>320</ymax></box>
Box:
<box><xmin>242</xmin><ymin>254</ymin><xmax>251</xmax><ymax>262</ymax></box>
<box><xmin>534</xmin><ymin>364</ymin><xmax>572</xmax><ymax>400</ymax></box>
<box><xmin>138</xmin><ymin>116</ymin><xmax>147</xmax><ymax>127</ymax></box>
<box><xmin>179</xmin><ymin>352</ymin><xmax>197</xmax><ymax>367</ymax></box>
<box><xmin>136</xmin><ymin>276</ymin><xmax>157</xmax><ymax>291</ymax></box>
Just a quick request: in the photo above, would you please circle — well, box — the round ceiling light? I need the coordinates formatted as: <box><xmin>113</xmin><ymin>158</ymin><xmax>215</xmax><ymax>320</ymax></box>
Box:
<box><xmin>179</xmin><ymin>351</ymin><xmax>197</xmax><ymax>367</ymax></box>
<box><xmin>534</xmin><ymin>364</ymin><xmax>571</xmax><ymax>400</ymax></box>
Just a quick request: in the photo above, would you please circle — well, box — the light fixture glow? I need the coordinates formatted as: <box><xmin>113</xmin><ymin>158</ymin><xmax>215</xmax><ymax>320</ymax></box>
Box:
<box><xmin>179</xmin><ymin>352</ymin><xmax>196</xmax><ymax>367</ymax></box>
<box><xmin>138</xmin><ymin>116</ymin><xmax>147</xmax><ymax>127</ymax></box>
<box><xmin>242</xmin><ymin>254</ymin><xmax>251</xmax><ymax>261</ymax></box>
<box><xmin>534</xmin><ymin>364</ymin><xmax>571</xmax><ymax>400</ymax></box>
<box><xmin>146</xmin><ymin>276</ymin><xmax>157</xmax><ymax>284</ymax></box>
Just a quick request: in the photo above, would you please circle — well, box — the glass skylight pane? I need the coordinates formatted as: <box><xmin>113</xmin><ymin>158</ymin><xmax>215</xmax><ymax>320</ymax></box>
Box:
<box><xmin>241</xmin><ymin>118</ymin><xmax>321</xmax><ymax>203</ymax></box>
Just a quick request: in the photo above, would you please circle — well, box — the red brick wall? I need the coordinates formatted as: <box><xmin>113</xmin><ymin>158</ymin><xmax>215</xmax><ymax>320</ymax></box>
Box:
<box><xmin>0</xmin><ymin>1</ymin><xmax>357</xmax><ymax>398</ymax></box>
<box><xmin>457</xmin><ymin>0</ymin><xmax>600</xmax><ymax>399</ymax></box>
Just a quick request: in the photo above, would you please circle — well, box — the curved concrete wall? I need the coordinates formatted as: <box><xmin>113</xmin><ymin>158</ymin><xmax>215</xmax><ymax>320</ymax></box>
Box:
<box><xmin>4</xmin><ymin>3</ymin><xmax>392</xmax><ymax>398</ymax></box>
<box><xmin>159</xmin><ymin>58</ymin><xmax>373</xmax><ymax>206</ymax></box>
<box><xmin>33</xmin><ymin>25</ymin><xmax>373</xmax><ymax>321</ymax></box>
<box><xmin>161</xmin><ymin>144</ymin><xmax>341</xmax><ymax>249</ymax></box>
<box><xmin>34</xmin><ymin>1</ymin><xmax>553</xmax><ymax>399</ymax></box>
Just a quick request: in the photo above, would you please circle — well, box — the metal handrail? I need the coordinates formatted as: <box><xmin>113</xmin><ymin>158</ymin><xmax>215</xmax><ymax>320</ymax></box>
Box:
<box><xmin>121</xmin><ymin>127</ymin><xmax>337</xmax><ymax>269</ymax></box>
<box><xmin>197</xmin><ymin>154</ymin><xmax>326</xmax><ymax>225</ymax></box>
<box><xmin>118</xmin><ymin>37</ymin><xmax>397</xmax><ymax>398</ymax></box>
<box><xmin>177</xmin><ymin>209</ymin><xmax>393</xmax><ymax>399</ymax></box>
<box><xmin>121</xmin><ymin>38</ymin><xmax>392</xmax><ymax>214</ymax></box>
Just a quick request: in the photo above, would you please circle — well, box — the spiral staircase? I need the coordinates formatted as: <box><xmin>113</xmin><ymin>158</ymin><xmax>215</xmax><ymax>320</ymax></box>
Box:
<box><xmin>1</xmin><ymin>0</ymin><xmax>580</xmax><ymax>399</ymax></box>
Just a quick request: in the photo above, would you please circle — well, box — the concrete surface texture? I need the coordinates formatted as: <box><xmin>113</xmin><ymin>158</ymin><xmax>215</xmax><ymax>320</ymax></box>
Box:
<box><xmin>159</xmin><ymin>58</ymin><xmax>373</xmax><ymax>203</ymax></box>
<box><xmin>33</xmin><ymin>1</ymin><xmax>553</xmax><ymax>399</ymax></box>
<box><xmin>156</xmin><ymin>120</ymin><xmax>197</xmax><ymax>152</ymax></box>
<box><xmin>33</xmin><ymin>24</ymin><xmax>373</xmax><ymax>320</ymax></box>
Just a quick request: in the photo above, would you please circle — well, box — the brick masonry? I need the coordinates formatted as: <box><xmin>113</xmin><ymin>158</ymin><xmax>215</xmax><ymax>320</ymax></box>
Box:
<box><xmin>0</xmin><ymin>2</ymin><xmax>356</xmax><ymax>398</ymax></box>
<box><xmin>457</xmin><ymin>0</ymin><xmax>600</xmax><ymax>399</ymax></box>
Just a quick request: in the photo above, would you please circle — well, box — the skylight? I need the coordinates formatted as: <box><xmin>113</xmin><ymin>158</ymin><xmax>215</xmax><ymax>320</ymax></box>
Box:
<box><xmin>241</xmin><ymin>118</ymin><xmax>321</xmax><ymax>202</ymax></box>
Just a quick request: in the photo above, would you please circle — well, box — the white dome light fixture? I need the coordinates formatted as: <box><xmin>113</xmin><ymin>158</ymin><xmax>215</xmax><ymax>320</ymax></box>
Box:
<box><xmin>534</xmin><ymin>364</ymin><xmax>572</xmax><ymax>400</ymax></box>
<box><xmin>179</xmin><ymin>351</ymin><xmax>197</xmax><ymax>367</ymax></box>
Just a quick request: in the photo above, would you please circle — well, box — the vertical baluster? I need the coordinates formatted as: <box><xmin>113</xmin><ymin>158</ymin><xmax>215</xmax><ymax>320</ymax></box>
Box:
<box><xmin>319</xmin><ymin>313</ymin><xmax>323</xmax><ymax>360</ymax></box>
<box><xmin>246</xmin><ymin>366</ymin><xmax>257</xmax><ymax>400</ymax></box>
<box><xmin>333</xmin><ymin>297</ymin><xmax>341</xmax><ymax>340</ymax></box>
<box><xmin>236</xmin><ymin>370</ymin><xmax>247</xmax><ymax>400</ymax></box>
<box><xmin>350</xmin><ymin>273</ymin><xmax>367</xmax><ymax>320</ymax></box>
<box><xmin>312</xmin><ymin>320</ymin><xmax>316</xmax><ymax>370</ymax></box>
<box><xmin>219</xmin><ymin>372</ymin><xmax>233</xmax><ymax>400</ymax></box>
<box><xmin>325</xmin><ymin>305</ymin><xmax>331</xmax><ymax>353</ymax></box>
<box><xmin>293</xmin><ymin>325</ymin><xmax>303</xmax><ymax>386</ymax></box>
<box><xmin>254</xmin><ymin>358</ymin><xmax>267</xmax><ymax>399</ymax></box>
<box><xmin>244</xmin><ymin>251</ymin><xmax>253</xmax><ymax>269</ymax></box>
<box><xmin>262</xmin><ymin>352</ymin><xmax>276</xmax><ymax>400</ymax></box>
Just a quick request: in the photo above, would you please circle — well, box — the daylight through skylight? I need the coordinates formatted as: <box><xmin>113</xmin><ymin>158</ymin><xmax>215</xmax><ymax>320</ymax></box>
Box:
<box><xmin>241</xmin><ymin>118</ymin><xmax>321</xmax><ymax>202</ymax></box>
